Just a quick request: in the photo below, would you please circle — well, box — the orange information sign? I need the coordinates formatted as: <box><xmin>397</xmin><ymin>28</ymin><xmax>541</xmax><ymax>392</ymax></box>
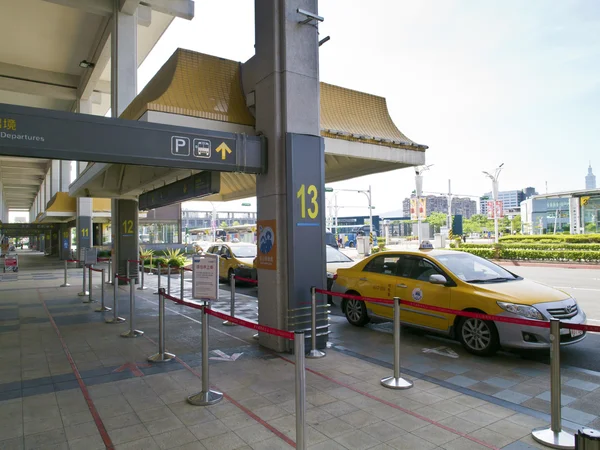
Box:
<box><xmin>255</xmin><ymin>219</ymin><xmax>277</xmax><ymax>270</ymax></box>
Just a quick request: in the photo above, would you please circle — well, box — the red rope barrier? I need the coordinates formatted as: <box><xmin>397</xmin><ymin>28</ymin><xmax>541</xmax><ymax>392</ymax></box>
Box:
<box><xmin>89</xmin><ymin>267</ymin><xmax>103</xmax><ymax>273</ymax></box>
<box><xmin>182</xmin><ymin>267</ymin><xmax>193</xmax><ymax>272</ymax></box>
<box><xmin>314</xmin><ymin>288</ymin><xmax>600</xmax><ymax>331</ymax></box>
<box><xmin>98</xmin><ymin>258</ymin><xmax>110</xmax><ymax>262</ymax></box>
<box><xmin>114</xmin><ymin>275</ymin><xmax>131</xmax><ymax>282</ymax></box>
<box><xmin>233</xmin><ymin>275</ymin><xmax>258</xmax><ymax>284</ymax></box>
<box><xmin>127</xmin><ymin>259</ymin><xmax>141</xmax><ymax>264</ymax></box>
<box><xmin>66</xmin><ymin>259</ymin><xmax>79</xmax><ymax>263</ymax></box>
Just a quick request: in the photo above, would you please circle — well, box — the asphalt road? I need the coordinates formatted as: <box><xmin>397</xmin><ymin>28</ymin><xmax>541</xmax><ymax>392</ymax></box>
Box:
<box><xmin>233</xmin><ymin>264</ymin><xmax>600</xmax><ymax>373</ymax></box>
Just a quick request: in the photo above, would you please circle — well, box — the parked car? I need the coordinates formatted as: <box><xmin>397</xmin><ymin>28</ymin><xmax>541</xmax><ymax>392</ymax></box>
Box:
<box><xmin>332</xmin><ymin>246</ymin><xmax>586</xmax><ymax>356</ymax></box>
<box><xmin>205</xmin><ymin>242</ymin><xmax>257</xmax><ymax>282</ymax></box>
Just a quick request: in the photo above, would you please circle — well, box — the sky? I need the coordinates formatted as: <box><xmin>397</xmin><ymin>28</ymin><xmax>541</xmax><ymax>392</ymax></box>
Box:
<box><xmin>136</xmin><ymin>0</ymin><xmax>600</xmax><ymax>217</ymax></box>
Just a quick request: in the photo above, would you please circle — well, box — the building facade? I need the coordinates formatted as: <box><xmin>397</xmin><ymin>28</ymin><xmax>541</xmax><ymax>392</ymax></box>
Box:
<box><xmin>586</xmin><ymin>164</ymin><xmax>596</xmax><ymax>189</ymax></box>
<box><xmin>480</xmin><ymin>189</ymin><xmax>527</xmax><ymax>216</ymax></box>
<box><xmin>181</xmin><ymin>209</ymin><xmax>257</xmax><ymax>231</ymax></box>
<box><xmin>402</xmin><ymin>195</ymin><xmax>476</xmax><ymax>219</ymax></box>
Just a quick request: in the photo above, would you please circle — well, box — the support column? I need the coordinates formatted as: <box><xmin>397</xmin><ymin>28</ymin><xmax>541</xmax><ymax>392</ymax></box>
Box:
<box><xmin>59</xmin><ymin>160</ymin><xmax>71</xmax><ymax>192</ymax></box>
<box><xmin>76</xmin><ymin>198</ymin><xmax>93</xmax><ymax>262</ymax></box>
<box><xmin>59</xmin><ymin>224</ymin><xmax>70</xmax><ymax>260</ymax></box>
<box><xmin>244</xmin><ymin>1</ymin><xmax>324</xmax><ymax>351</ymax></box>
<box><xmin>110</xmin><ymin>0</ymin><xmax>139</xmax><ymax>282</ymax></box>
<box><xmin>50</xmin><ymin>160</ymin><xmax>60</xmax><ymax>198</ymax></box>
<box><xmin>0</xmin><ymin>180</ymin><xmax>4</xmax><ymax>223</ymax></box>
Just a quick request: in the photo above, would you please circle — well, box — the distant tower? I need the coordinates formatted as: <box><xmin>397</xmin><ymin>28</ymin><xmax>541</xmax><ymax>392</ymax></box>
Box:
<box><xmin>586</xmin><ymin>163</ymin><xmax>596</xmax><ymax>189</ymax></box>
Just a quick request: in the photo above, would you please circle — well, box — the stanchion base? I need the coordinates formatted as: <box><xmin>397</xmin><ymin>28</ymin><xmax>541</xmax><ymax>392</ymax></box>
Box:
<box><xmin>95</xmin><ymin>306</ymin><xmax>112</xmax><ymax>312</ymax></box>
<box><xmin>77</xmin><ymin>291</ymin><xmax>89</xmax><ymax>296</ymax></box>
<box><xmin>531</xmin><ymin>428</ymin><xmax>575</xmax><ymax>449</ymax></box>
<box><xmin>147</xmin><ymin>352</ymin><xmax>176</xmax><ymax>363</ymax></box>
<box><xmin>187</xmin><ymin>389</ymin><xmax>223</xmax><ymax>406</ymax></box>
<box><xmin>222</xmin><ymin>320</ymin><xmax>236</xmax><ymax>326</ymax></box>
<box><xmin>82</xmin><ymin>298</ymin><xmax>98</xmax><ymax>304</ymax></box>
<box><xmin>253</xmin><ymin>333</ymin><xmax>259</xmax><ymax>340</ymax></box>
<box><xmin>105</xmin><ymin>317</ymin><xmax>126</xmax><ymax>324</ymax></box>
<box><xmin>60</xmin><ymin>283</ymin><xmax>71</xmax><ymax>287</ymax></box>
<box><xmin>121</xmin><ymin>329</ymin><xmax>144</xmax><ymax>338</ymax></box>
<box><xmin>306</xmin><ymin>349</ymin><xmax>326</xmax><ymax>359</ymax></box>
<box><xmin>153</xmin><ymin>291</ymin><xmax>159</xmax><ymax>295</ymax></box>
<box><xmin>105</xmin><ymin>281</ymin><xmax>113</xmax><ymax>285</ymax></box>
<box><xmin>380</xmin><ymin>376</ymin><xmax>413</xmax><ymax>390</ymax></box>
<box><xmin>137</xmin><ymin>286</ymin><xmax>148</xmax><ymax>290</ymax></box>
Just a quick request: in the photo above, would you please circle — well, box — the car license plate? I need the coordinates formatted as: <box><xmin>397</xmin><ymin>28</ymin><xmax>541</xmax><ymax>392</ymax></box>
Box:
<box><xmin>570</xmin><ymin>329</ymin><xmax>584</xmax><ymax>338</ymax></box>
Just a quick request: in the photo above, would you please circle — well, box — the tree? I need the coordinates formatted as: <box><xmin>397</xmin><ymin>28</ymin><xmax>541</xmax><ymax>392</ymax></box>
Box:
<box><xmin>511</xmin><ymin>215</ymin><xmax>522</xmax><ymax>233</ymax></box>
<box><xmin>427</xmin><ymin>212</ymin><xmax>447</xmax><ymax>233</ymax></box>
<box><xmin>232</xmin><ymin>220</ymin><xmax>240</xmax><ymax>226</ymax></box>
<box><xmin>220</xmin><ymin>221</ymin><xmax>228</xmax><ymax>228</ymax></box>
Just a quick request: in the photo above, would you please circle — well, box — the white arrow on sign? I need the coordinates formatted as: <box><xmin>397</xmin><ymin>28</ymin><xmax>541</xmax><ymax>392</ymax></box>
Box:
<box><xmin>422</xmin><ymin>346</ymin><xmax>459</xmax><ymax>359</ymax></box>
<box><xmin>210</xmin><ymin>350</ymin><xmax>243</xmax><ymax>362</ymax></box>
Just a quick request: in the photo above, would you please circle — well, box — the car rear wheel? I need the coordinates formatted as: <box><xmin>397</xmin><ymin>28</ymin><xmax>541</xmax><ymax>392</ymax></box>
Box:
<box><xmin>457</xmin><ymin>316</ymin><xmax>499</xmax><ymax>356</ymax></box>
<box><xmin>344</xmin><ymin>297</ymin><xmax>369</xmax><ymax>327</ymax></box>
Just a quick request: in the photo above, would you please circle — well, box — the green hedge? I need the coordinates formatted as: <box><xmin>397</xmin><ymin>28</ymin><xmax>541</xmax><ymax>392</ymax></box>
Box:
<box><xmin>454</xmin><ymin>247</ymin><xmax>600</xmax><ymax>262</ymax></box>
<box><xmin>456</xmin><ymin>242</ymin><xmax>600</xmax><ymax>251</ymax></box>
<box><xmin>499</xmin><ymin>234</ymin><xmax>600</xmax><ymax>244</ymax></box>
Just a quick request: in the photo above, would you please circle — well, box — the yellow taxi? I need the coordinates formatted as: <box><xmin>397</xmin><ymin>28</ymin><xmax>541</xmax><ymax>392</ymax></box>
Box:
<box><xmin>205</xmin><ymin>242</ymin><xmax>257</xmax><ymax>282</ymax></box>
<box><xmin>332</xmin><ymin>243</ymin><xmax>586</xmax><ymax>355</ymax></box>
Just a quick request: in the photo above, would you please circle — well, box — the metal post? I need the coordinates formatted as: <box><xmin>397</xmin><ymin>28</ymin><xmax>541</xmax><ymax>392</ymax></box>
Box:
<box><xmin>78</xmin><ymin>264</ymin><xmax>89</xmax><ymax>296</ymax></box>
<box><xmin>106</xmin><ymin>259</ymin><xmax>112</xmax><ymax>284</ymax></box>
<box><xmin>60</xmin><ymin>259</ymin><xmax>70</xmax><ymax>287</ymax></box>
<box><xmin>95</xmin><ymin>268</ymin><xmax>111</xmax><ymax>312</ymax></box>
<box><xmin>381</xmin><ymin>297</ymin><xmax>413</xmax><ymax>389</ymax></box>
<box><xmin>187</xmin><ymin>302</ymin><xmax>223</xmax><ymax>406</ymax></box>
<box><xmin>106</xmin><ymin>273</ymin><xmax>125</xmax><ymax>323</ymax></box>
<box><xmin>295</xmin><ymin>332</ymin><xmax>306</xmax><ymax>450</ymax></box>
<box><xmin>154</xmin><ymin>263</ymin><xmax>161</xmax><ymax>294</ymax></box>
<box><xmin>84</xmin><ymin>266</ymin><xmax>97</xmax><ymax>303</ymax></box>
<box><xmin>167</xmin><ymin>264</ymin><xmax>171</xmax><ymax>295</ymax></box>
<box><xmin>531</xmin><ymin>319</ymin><xmax>574</xmax><ymax>449</ymax></box>
<box><xmin>223</xmin><ymin>273</ymin><xmax>237</xmax><ymax>326</ymax></box>
<box><xmin>180</xmin><ymin>268</ymin><xmax>185</xmax><ymax>300</ymax></box>
<box><xmin>306</xmin><ymin>287</ymin><xmax>325</xmax><ymax>358</ymax></box>
<box><xmin>148</xmin><ymin>288</ymin><xmax>175</xmax><ymax>363</ymax></box>
<box><xmin>121</xmin><ymin>277</ymin><xmax>143</xmax><ymax>338</ymax></box>
<box><xmin>126</xmin><ymin>260</ymin><xmax>131</xmax><ymax>284</ymax></box>
<box><xmin>137</xmin><ymin>261</ymin><xmax>147</xmax><ymax>290</ymax></box>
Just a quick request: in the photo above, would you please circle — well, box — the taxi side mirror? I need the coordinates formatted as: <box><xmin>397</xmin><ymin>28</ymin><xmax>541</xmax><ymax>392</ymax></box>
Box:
<box><xmin>429</xmin><ymin>274</ymin><xmax>447</xmax><ymax>285</ymax></box>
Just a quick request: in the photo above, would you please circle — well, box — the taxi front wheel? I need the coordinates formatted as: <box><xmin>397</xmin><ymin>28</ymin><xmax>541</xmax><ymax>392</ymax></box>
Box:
<box><xmin>344</xmin><ymin>298</ymin><xmax>370</xmax><ymax>327</ymax></box>
<box><xmin>457</xmin><ymin>316</ymin><xmax>499</xmax><ymax>356</ymax></box>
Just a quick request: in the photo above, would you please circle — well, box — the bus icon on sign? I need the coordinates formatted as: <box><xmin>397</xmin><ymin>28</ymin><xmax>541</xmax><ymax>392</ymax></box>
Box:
<box><xmin>171</xmin><ymin>136</ymin><xmax>190</xmax><ymax>156</ymax></box>
<box><xmin>193</xmin><ymin>139</ymin><xmax>211</xmax><ymax>158</ymax></box>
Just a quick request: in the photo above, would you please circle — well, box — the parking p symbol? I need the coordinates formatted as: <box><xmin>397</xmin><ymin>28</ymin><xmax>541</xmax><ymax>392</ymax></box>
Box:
<box><xmin>171</xmin><ymin>136</ymin><xmax>190</xmax><ymax>156</ymax></box>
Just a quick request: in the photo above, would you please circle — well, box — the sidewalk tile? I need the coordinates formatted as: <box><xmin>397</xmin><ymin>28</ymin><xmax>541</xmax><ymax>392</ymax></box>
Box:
<box><xmin>446</xmin><ymin>375</ymin><xmax>478</xmax><ymax>388</ymax></box>
<box><xmin>493</xmin><ymin>390</ymin><xmax>532</xmax><ymax>404</ymax></box>
<box><xmin>565</xmin><ymin>379</ymin><xmax>600</xmax><ymax>392</ymax></box>
<box><xmin>561</xmin><ymin>407</ymin><xmax>597</xmax><ymax>425</ymax></box>
<box><xmin>334</xmin><ymin>429</ymin><xmax>381</xmax><ymax>450</ymax></box>
<box><xmin>535</xmin><ymin>391</ymin><xmax>576</xmax><ymax>406</ymax></box>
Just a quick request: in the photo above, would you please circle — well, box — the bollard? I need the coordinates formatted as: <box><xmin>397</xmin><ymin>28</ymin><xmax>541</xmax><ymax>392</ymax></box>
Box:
<box><xmin>106</xmin><ymin>259</ymin><xmax>112</xmax><ymax>285</ymax></box>
<box><xmin>223</xmin><ymin>273</ymin><xmax>237</xmax><ymax>326</ymax></box>
<box><xmin>83</xmin><ymin>266</ymin><xmax>97</xmax><ymax>303</ymax></box>
<box><xmin>381</xmin><ymin>297</ymin><xmax>413</xmax><ymax>389</ymax></box>
<box><xmin>121</xmin><ymin>277</ymin><xmax>143</xmax><ymax>338</ymax></box>
<box><xmin>576</xmin><ymin>428</ymin><xmax>600</xmax><ymax>449</ymax></box>
<box><xmin>295</xmin><ymin>332</ymin><xmax>307</xmax><ymax>450</ymax></box>
<box><xmin>180</xmin><ymin>268</ymin><xmax>185</xmax><ymax>300</ymax></box>
<box><xmin>78</xmin><ymin>264</ymin><xmax>89</xmax><ymax>296</ymax></box>
<box><xmin>167</xmin><ymin>264</ymin><xmax>171</xmax><ymax>296</ymax></box>
<box><xmin>137</xmin><ymin>261</ymin><xmax>147</xmax><ymax>290</ymax></box>
<box><xmin>148</xmin><ymin>288</ymin><xmax>175</xmax><ymax>363</ymax></box>
<box><xmin>95</xmin><ymin>268</ymin><xmax>111</xmax><ymax>312</ymax></box>
<box><xmin>154</xmin><ymin>263</ymin><xmax>162</xmax><ymax>294</ymax></box>
<box><xmin>306</xmin><ymin>286</ymin><xmax>324</xmax><ymax>358</ymax></box>
<box><xmin>532</xmin><ymin>318</ymin><xmax>574</xmax><ymax>449</ymax></box>
<box><xmin>188</xmin><ymin>302</ymin><xmax>223</xmax><ymax>406</ymax></box>
<box><xmin>60</xmin><ymin>260</ymin><xmax>70</xmax><ymax>287</ymax></box>
<box><xmin>105</xmin><ymin>273</ymin><xmax>126</xmax><ymax>324</ymax></box>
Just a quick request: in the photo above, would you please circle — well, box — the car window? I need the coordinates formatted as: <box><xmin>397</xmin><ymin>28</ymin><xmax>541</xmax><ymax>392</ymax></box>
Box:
<box><xmin>405</xmin><ymin>257</ymin><xmax>442</xmax><ymax>281</ymax></box>
<box><xmin>395</xmin><ymin>256</ymin><xmax>418</xmax><ymax>278</ymax></box>
<box><xmin>363</xmin><ymin>255</ymin><xmax>400</xmax><ymax>276</ymax></box>
<box><xmin>220</xmin><ymin>247</ymin><xmax>231</xmax><ymax>258</ymax></box>
<box><xmin>231</xmin><ymin>246</ymin><xmax>257</xmax><ymax>258</ymax></box>
<box><xmin>435</xmin><ymin>252</ymin><xmax>517</xmax><ymax>282</ymax></box>
<box><xmin>207</xmin><ymin>246</ymin><xmax>219</xmax><ymax>254</ymax></box>
<box><xmin>326</xmin><ymin>246</ymin><xmax>353</xmax><ymax>263</ymax></box>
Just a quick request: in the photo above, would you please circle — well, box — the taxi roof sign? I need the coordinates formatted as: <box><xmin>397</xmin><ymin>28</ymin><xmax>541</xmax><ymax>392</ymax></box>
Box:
<box><xmin>419</xmin><ymin>240</ymin><xmax>434</xmax><ymax>250</ymax></box>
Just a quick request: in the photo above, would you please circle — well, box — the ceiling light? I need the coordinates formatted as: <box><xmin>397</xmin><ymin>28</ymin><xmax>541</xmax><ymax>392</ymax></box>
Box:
<box><xmin>79</xmin><ymin>60</ymin><xmax>95</xmax><ymax>69</ymax></box>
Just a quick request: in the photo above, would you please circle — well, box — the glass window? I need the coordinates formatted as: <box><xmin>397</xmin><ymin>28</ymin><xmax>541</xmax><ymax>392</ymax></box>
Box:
<box><xmin>231</xmin><ymin>246</ymin><xmax>257</xmax><ymax>258</ymax></box>
<box><xmin>435</xmin><ymin>252</ymin><xmax>517</xmax><ymax>283</ymax></box>
<box><xmin>220</xmin><ymin>246</ymin><xmax>232</xmax><ymax>258</ymax></box>
<box><xmin>363</xmin><ymin>255</ymin><xmax>400</xmax><ymax>276</ymax></box>
<box><xmin>326</xmin><ymin>246</ymin><xmax>353</xmax><ymax>263</ymax></box>
<box><xmin>403</xmin><ymin>257</ymin><xmax>442</xmax><ymax>281</ymax></box>
<box><xmin>207</xmin><ymin>245</ymin><xmax>219</xmax><ymax>254</ymax></box>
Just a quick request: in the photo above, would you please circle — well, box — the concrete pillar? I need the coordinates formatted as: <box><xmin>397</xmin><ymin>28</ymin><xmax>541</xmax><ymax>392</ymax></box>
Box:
<box><xmin>59</xmin><ymin>224</ymin><xmax>70</xmax><ymax>260</ymax></box>
<box><xmin>50</xmin><ymin>160</ymin><xmax>60</xmax><ymax>198</ymax></box>
<box><xmin>45</xmin><ymin>172</ymin><xmax>51</xmax><ymax>206</ymax></box>
<box><xmin>76</xmin><ymin>197</ymin><xmax>93</xmax><ymax>262</ymax></box>
<box><xmin>0</xmin><ymin>180</ymin><xmax>4</xmax><ymax>223</ymax></box>
<box><xmin>110</xmin><ymin>0</ymin><xmax>139</xmax><ymax>282</ymax></box>
<box><xmin>59</xmin><ymin>161</ymin><xmax>71</xmax><ymax>192</ymax></box>
<box><xmin>244</xmin><ymin>1</ymin><xmax>325</xmax><ymax>351</ymax></box>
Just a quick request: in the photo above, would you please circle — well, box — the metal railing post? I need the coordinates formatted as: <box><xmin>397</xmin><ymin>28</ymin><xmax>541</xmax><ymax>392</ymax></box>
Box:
<box><xmin>180</xmin><ymin>268</ymin><xmax>185</xmax><ymax>300</ymax></box>
<box><xmin>532</xmin><ymin>319</ymin><xmax>574</xmax><ymax>448</ymax></box>
<box><xmin>154</xmin><ymin>263</ymin><xmax>161</xmax><ymax>294</ymax></box>
<box><xmin>306</xmin><ymin>287</ymin><xmax>324</xmax><ymax>358</ymax></box>
<box><xmin>381</xmin><ymin>297</ymin><xmax>413</xmax><ymax>389</ymax></box>
<box><xmin>121</xmin><ymin>277</ymin><xmax>143</xmax><ymax>338</ymax></box>
<box><xmin>60</xmin><ymin>259</ymin><xmax>70</xmax><ymax>287</ymax></box>
<box><xmin>84</xmin><ymin>266</ymin><xmax>97</xmax><ymax>303</ymax></box>
<box><xmin>137</xmin><ymin>260</ymin><xmax>147</xmax><ymax>290</ymax></box>
<box><xmin>295</xmin><ymin>332</ymin><xmax>306</xmax><ymax>450</ymax></box>
<box><xmin>148</xmin><ymin>288</ymin><xmax>175</xmax><ymax>363</ymax></box>
<box><xmin>167</xmin><ymin>264</ymin><xmax>171</xmax><ymax>295</ymax></box>
<box><xmin>106</xmin><ymin>259</ymin><xmax>112</xmax><ymax>284</ymax></box>
<box><xmin>223</xmin><ymin>273</ymin><xmax>236</xmax><ymax>326</ymax></box>
<box><xmin>105</xmin><ymin>273</ymin><xmax>126</xmax><ymax>324</ymax></box>
<box><xmin>126</xmin><ymin>260</ymin><xmax>131</xmax><ymax>284</ymax></box>
<box><xmin>95</xmin><ymin>268</ymin><xmax>111</xmax><ymax>312</ymax></box>
<box><xmin>188</xmin><ymin>302</ymin><xmax>223</xmax><ymax>406</ymax></box>
<box><xmin>78</xmin><ymin>264</ymin><xmax>89</xmax><ymax>297</ymax></box>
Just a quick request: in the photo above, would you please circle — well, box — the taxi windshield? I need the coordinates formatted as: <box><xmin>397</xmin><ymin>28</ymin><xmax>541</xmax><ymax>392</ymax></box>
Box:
<box><xmin>326</xmin><ymin>245</ymin><xmax>353</xmax><ymax>263</ymax></box>
<box><xmin>232</xmin><ymin>246</ymin><xmax>257</xmax><ymax>258</ymax></box>
<box><xmin>435</xmin><ymin>252</ymin><xmax>518</xmax><ymax>283</ymax></box>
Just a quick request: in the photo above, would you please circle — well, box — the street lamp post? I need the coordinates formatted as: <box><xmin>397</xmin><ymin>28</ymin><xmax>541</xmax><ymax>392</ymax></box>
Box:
<box><xmin>483</xmin><ymin>163</ymin><xmax>504</xmax><ymax>244</ymax></box>
<box><xmin>414</xmin><ymin>165</ymin><xmax>433</xmax><ymax>242</ymax></box>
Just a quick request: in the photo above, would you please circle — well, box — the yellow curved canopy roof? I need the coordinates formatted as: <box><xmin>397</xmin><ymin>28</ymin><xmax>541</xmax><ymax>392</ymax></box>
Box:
<box><xmin>121</xmin><ymin>48</ymin><xmax>426</xmax><ymax>151</ymax></box>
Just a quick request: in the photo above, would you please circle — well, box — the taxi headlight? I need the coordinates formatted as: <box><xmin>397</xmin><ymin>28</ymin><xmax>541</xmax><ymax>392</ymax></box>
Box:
<box><xmin>497</xmin><ymin>302</ymin><xmax>544</xmax><ymax>320</ymax></box>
